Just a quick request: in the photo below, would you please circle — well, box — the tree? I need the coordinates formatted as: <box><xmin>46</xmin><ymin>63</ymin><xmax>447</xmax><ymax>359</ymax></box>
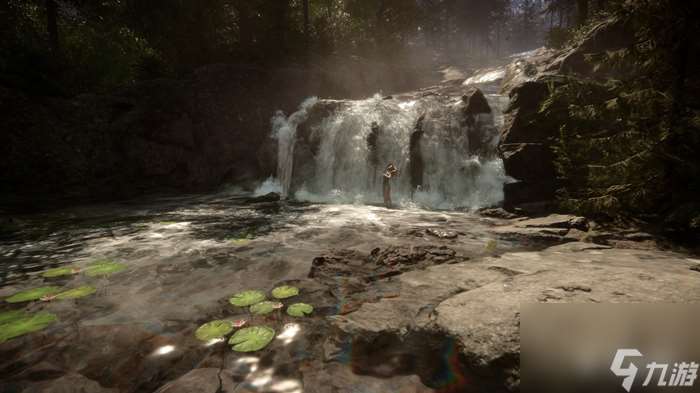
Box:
<box><xmin>45</xmin><ymin>0</ymin><xmax>58</xmax><ymax>54</ymax></box>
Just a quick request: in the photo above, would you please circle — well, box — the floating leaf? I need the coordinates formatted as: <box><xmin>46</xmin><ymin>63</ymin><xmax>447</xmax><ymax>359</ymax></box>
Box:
<box><xmin>0</xmin><ymin>310</ymin><xmax>28</xmax><ymax>325</ymax></box>
<box><xmin>271</xmin><ymin>285</ymin><xmax>299</xmax><ymax>299</ymax></box>
<box><xmin>250</xmin><ymin>301</ymin><xmax>284</xmax><ymax>315</ymax></box>
<box><xmin>230</xmin><ymin>239</ymin><xmax>251</xmax><ymax>246</ymax></box>
<box><xmin>5</xmin><ymin>287</ymin><xmax>62</xmax><ymax>303</ymax></box>
<box><xmin>229</xmin><ymin>290</ymin><xmax>266</xmax><ymax>307</ymax></box>
<box><xmin>42</xmin><ymin>266</ymin><xmax>78</xmax><ymax>278</ymax></box>
<box><xmin>55</xmin><ymin>286</ymin><xmax>97</xmax><ymax>300</ymax></box>
<box><xmin>0</xmin><ymin>312</ymin><xmax>57</xmax><ymax>343</ymax></box>
<box><xmin>485</xmin><ymin>240</ymin><xmax>498</xmax><ymax>253</ymax></box>
<box><xmin>229</xmin><ymin>326</ymin><xmax>275</xmax><ymax>352</ymax></box>
<box><xmin>195</xmin><ymin>320</ymin><xmax>235</xmax><ymax>341</ymax></box>
<box><xmin>287</xmin><ymin>303</ymin><xmax>314</xmax><ymax>317</ymax></box>
<box><xmin>84</xmin><ymin>261</ymin><xmax>127</xmax><ymax>277</ymax></box>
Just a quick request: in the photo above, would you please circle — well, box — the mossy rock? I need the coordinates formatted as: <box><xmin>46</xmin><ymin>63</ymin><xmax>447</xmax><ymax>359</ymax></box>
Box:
<box><xmin>0</xmin><ymin>311</ymin><xmax>57</xmax><ymax>343</ymax></box>
<box><xmin>249</xmin><ymin>301</ymin><xmax>283</xmax><ymax>315</ymax></box>
<box><xmin>195</xmin><ymin>320</ymin><xmax>235</xmax><ymax>341</ymax></box>
<box><xmin>229</xmin><ymin>290</ymin><xmax>266</xmax><ymax>307</ymax></box>
<box><xmin>271</xmin><ymin>285</ymin><xmax>299</xmax><ymax>299</ymax></box>
<box><xmin>55</xmin><ymin>286</ymin><xmax>96</xmax><ymax>300</ymax></box>
<box><xmin>229</xmin><ymin>326</ymin><xmax>275</xmax><ymax>352</ymax></box>
<box><xmin>42</xmin><ymin>266</ymin><xmax>78</xmax><ymax>278</ymax></box>
<box><xmin>84</xmin><ymin>261</ymin><xmax>127</xmax><ymax>277</ymax></box>
<box><xmin>287</xmin><ymin>303</ymin><xmax>314</xmax><ymax>317</ymax></box>
<box><xmin>5</xmin><ymin>287</ymin><xmax>62</xmax><ymax>303</ymax></box>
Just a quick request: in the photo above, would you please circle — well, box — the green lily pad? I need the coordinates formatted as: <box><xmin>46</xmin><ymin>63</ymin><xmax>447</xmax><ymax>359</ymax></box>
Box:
<box><xmin>287</xmin><ymin>303</ymin><xmax>314</xmax><ymax>317</ymax></box>
<box><xmin>250</xmin><ymin>301</ymin><xmax>283</xmax><ymax>315</ymax></box>
<box><xmin>230</xmin><ymin>238</ymin><xmax>251</xmax><ymax>246</ymax></box>
<box><xmin>228</xmin><ymin>326</ymin><xmax>275</xmax><ymax>352</ymax></box>
<box><xmin>271</xmin><ymin>285</ymin><xmax>299</xmax><ymax>299</ymax></box>
<box><xmin>42</xmin><ymin>266</ymin><xmax>78</xmax><ymax>278</ymax></box>
<box><xmin>55</xmin><ymin>285</ymin><xmax>96</xmax><ymax>300</ymax></box>
<box><xmin>5</xmin><ymin>286</ymin><xmax>62</xmax><ymax>303</ymax></box>
<box><xmin>195</xmin><ymin>320</ymin><xmax>235</xmax><ymax>341</ymax></box>
<box><xmin>0</xmin><ymin>310</ymin><xmax>28</xmax><ymax>325</ymax></box>
<box><xmin>84</xmin><ymin>261</ymin><xmax>127</xmax><ymax>277</ymax></box>
<box><xmin>229</xmin><ymin>290</ymin><xmax>266</xmax><ymax>307</ymax></box>
<box><xmin>0</xmin><ymin>311</ymin><xmax>57</xmax><ymax>343</ymax></box>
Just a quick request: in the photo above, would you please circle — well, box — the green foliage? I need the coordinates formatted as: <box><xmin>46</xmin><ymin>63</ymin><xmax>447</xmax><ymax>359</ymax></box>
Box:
<box><xmin>5</xmin><ymin>286</ymin><xmax>62</xmax><ymax>303</ymax></box>
<box><xmin>287</xmin><ymin>303</ymin><xmax>313</xmax><ymax>317</ymax></box>
<box><xmin>228</xmin><ymin>326</ymin><xmax>275</xmax><ymax>352</ymax></box>
<box><xmin>546</xmin><ymin>1</ymin><xmax>700</xmax><ymax>228</ymax></box>
<box><xmin>195</xmin><ymin>320</ymin><xmax>235</xmax><ymax>341</ymax></box>
<box><xmin>271</xmin><ymin>285</ymin><xmax>299</xmax><ymax>299</ymax></box>
<box><xmin>0</xmin><ymin>311</ymin><xmax>57</xmax><ymax>343</ymax></box>
<box><xmin>229</xmin><ymin>290</ymin><xmax>266</xmax><ymax>307</ymax></box>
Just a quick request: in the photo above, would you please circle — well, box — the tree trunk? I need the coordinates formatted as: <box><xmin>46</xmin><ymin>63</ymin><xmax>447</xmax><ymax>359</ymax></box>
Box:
<box><xmin>303</xmin><ymin>0</ymin><xmax>310</xmax><ymax>62</ymax></box>
<box><xmin>576</xmin><ymin>0</ymin><xmax>589</xmax><ymax>26</ymax></box>
<box><xmin>46</xmin><ymin>0</ymin><xmax>58</xmax><ymax>54</ymax></box>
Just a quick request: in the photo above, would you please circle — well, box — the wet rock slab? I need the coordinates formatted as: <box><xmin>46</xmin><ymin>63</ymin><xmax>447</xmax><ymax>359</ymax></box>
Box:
<box><xmin>330</xmin><ymin>241</ymin><xmax>700</xmax><ymax>389</ymax></box>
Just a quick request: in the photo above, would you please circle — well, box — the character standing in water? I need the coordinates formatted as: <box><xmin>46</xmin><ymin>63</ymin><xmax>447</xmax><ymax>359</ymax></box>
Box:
<box><xmin>383</xmin><ymin>163</ymin><xmax>399</xmax><ymax>208</ymax></box>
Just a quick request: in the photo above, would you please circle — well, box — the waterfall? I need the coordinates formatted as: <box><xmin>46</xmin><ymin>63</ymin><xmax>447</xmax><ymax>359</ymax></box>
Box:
<box><xmin>264</xmin><ymin>97</ymin><xmax>317</xmax><ymax>198</ymax></box>
<box><xmin>287</xmin><ymin>90</ymin><xmax>509</xmax><ymax>210</ymax></box>
<box><xmin>260</xmin><ymin>66</ymin><xmax>512</xmax><ymax>210</ymax></box>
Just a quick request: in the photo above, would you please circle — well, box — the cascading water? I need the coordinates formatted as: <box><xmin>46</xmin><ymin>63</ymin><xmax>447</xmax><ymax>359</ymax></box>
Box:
<box><xmin>257</xmin><ymin>97</ymin><xmax>318</xmax><ymax>198</ymax></box>
<box><xmin>262</xmin><ymin>67</ymin><xmax>512</xmax><ymax>210</ymax></box>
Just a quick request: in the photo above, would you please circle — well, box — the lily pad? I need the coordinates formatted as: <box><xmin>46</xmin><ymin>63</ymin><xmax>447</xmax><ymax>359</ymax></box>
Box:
<box><xmin>5</xmin><ymin>286</ymin><xmax>62</xmax><ymax>303</ymax></box>
<box><xmin>229</xmin><ymin>290</ymin><xmax>266</xmax><ymax>307</ymax></box>
<box><xmin>250</xmin><ymin>301</ymin><xmax>284</xmax><ymax>315</ymax></box>
<box><xmin>42</xmin><ymin>266</ymin><xmax>78</xmax><ymax>278</ymax></box>
<box><xmin>0</xmin><ymin>310</ymin><xmax>28</xmax><ymax>325</ymax></box>
<box><xmin>271</xmin><ymin>285</ymin><xmax>299</xmax><ymax>299</ymax></box>
<box><xmin>228</xmin><ymin>326</ymin><xmax>275</xmax><ymax>352</ymax></box>
<box><xmin>195</xmin><ymin>320</ymin><xmax>235</xmax><ymax>341</ymax></box>
<box><xmin>230</xmin><ymin>238</ymin><xmax>252</xmax><ymax>246</ymax></box>
<box><xmin>287</xmin><ymin>303</ymin><xmax>314</xmax><ymax>317</ymax></box>
<box><xmin>55</xmin><ymin>285</ymin><xmax>97</xmax><ymax>300</ymax></box>
<box><xmin>0</xmin><ymin>312</ymin><xmax>57</xmax><ymax>343</ymax></box>
<box><xmin>84</xmin><ymin>261</ymin><xmax>127</xmax><ymax>277</ymax></box>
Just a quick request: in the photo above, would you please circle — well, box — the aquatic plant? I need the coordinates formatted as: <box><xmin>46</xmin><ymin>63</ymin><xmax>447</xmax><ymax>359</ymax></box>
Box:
<box><xmin>229</xmin><ymin>238</ymin><xmax>252</xmax><ymax>246</ymax></box>
<box><xmin>250</xmin><ymin>301</ymin><xmax>284</xmax><ymax>315</ymax></box>
<box><xmin>271</xmin><ymin>285</ymin><xmax>299</xmax><ymax>299</ymax></box>
<box><xmin>195</xmin><ymin>320</ymin><xmax>235</xmax><ymax>341</ymax></box>
<box><xmin>84</xmin><ymin>261</ymin><xmax>127</xmax><ymax>277</ymax></box>
<box><xmin>287</xmin><ymin>303</ymin><xmax>313</xmax><ymax>317</ymax></box>
<box><xmin>5</xmin><ymin>286</ymin><xmax>62</xmax><ymax>303</ymax></box>
<box><xmin>42</xmin><ymin>266</ymin><xmax>79</xmax><ymax>278</ymax></box>
<box><xmin>485</xmin><ymin>240</ymin><xmax>498</xmax><ymax>253</ymax></box>
<box><xmin>0</xmin><ymin>310</ymin><xmax>28</xmax><ymax>325</ymax></box>
<box><xmin>0</xmin><ymin>311</ymin><xmax>57</xmax><ymax>343</ymax></box>
<box><xmin>229</xmin><ymin>326</ymin><xmax>275</xmax><ymax>352</ymax></box>
<box><xmin>55</xmin><ymin>285</ymin><xmax>97</xmax><ymax>300</ymax></box>
<box><xmin>229</xmin><ymin>290</ymin><xmax>266</xmax><ymax>307</ymax></box>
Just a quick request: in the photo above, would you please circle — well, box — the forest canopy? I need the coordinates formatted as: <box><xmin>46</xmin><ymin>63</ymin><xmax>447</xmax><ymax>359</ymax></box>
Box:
<box><xmin>1</xmin><ymin>0</ymin><xmax>599</xmax><ymax>95</ymax></box>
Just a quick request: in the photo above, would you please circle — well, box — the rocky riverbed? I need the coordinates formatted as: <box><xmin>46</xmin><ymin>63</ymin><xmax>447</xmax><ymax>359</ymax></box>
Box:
<box><xmin>1</xmin><ymin>193</ymin><xmax>698</xmax><ymax>393</ymax></box>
